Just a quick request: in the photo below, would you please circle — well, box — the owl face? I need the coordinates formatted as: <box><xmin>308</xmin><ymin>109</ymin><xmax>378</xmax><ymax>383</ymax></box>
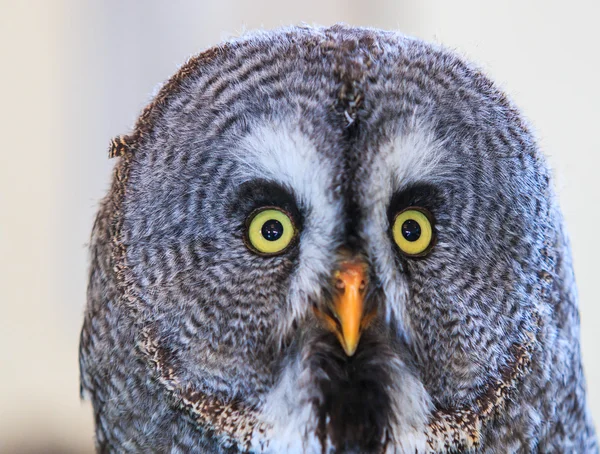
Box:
<box><xmin>104</xmin><ymin>26</ymin><xmax>560</xmax><ymax>452</ymax></box>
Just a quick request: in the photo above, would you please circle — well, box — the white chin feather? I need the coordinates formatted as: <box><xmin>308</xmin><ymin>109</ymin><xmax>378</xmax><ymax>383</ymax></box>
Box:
<box><xmin>252</xmin><ymin>355</ymin><xmax>434</xmax><ymax>453</ymax></box>
<box><xmin>251</xmin><ymin>359</ymin><xmax>321</xmax><ymax>453</ymax></box>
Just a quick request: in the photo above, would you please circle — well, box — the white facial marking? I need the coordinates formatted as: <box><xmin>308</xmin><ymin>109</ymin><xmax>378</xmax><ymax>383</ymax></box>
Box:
<box><xmin>361</xmin><ymin>121</ymin><xmax>450</xmax><ymax>341</ymax></box>
<box><xmin>235</xmin><ymin>123</ymin><xmax>343</xmax><ymax>338</ymax></box>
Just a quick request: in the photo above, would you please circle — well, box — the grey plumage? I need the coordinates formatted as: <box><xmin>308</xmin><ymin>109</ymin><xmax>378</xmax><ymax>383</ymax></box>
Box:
<box><xmin>80</xmin><ymin>25</ymin><xmax>597</xmax><ymax>453</ymax></box>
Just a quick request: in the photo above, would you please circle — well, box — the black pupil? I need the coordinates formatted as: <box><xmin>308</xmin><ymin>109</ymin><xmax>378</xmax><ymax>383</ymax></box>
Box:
<box><xmin>261</xmin><ymin>219</ymin><xmax>284</xmax><ymax>241</ymax></box>
<box><xmin>401</xmin><ymin>219</ymin><xmax>421</xmax><ymax>242</ymax></box>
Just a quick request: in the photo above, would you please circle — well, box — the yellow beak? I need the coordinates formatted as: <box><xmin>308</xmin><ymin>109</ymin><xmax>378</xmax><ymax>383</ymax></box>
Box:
<box><xmin>314</xmin><ymin>260</ymin><xmax>375</xmax><ymax>356</ymax></box>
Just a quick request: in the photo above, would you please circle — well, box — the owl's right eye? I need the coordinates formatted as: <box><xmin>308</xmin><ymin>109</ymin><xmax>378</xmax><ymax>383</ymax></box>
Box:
<box><xmin>245</xmin><ymin>207</ymin><xmax>297</xmax><ymax>255</ymax></box>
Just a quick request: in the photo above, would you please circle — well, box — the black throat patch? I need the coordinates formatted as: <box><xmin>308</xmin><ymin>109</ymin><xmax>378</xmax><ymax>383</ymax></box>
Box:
<box><xmin>309</xmin><ymin>332</ymin><xmax>394</xmax><ymax>454</ymax></box>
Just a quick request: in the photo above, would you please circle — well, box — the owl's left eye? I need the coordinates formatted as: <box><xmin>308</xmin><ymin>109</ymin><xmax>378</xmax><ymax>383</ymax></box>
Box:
<box><xmin>392</xmin><ymin>207</ymin><xmax>435</xmax><ymax>257</ymax></box>
<box><xmin>245</xmin><ymin>207</ymin><xmax>297</xmax><ymax>255</ymax></box>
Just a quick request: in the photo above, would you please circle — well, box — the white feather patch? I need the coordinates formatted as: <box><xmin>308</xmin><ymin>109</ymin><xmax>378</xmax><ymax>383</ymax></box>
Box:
<box><xmin>251</xmin><ymin>358</ymin><xmax>321</xmax><ymax>453</ymax></box>
<box><xmin>360</xmin><ymin>121</ymin><xmax>450</xmax><ymax>342</ymax></box>
<box><xmin>235</xmin><ymin>123</ymin><xmax>343</xmax><ymax>339</ymax></box>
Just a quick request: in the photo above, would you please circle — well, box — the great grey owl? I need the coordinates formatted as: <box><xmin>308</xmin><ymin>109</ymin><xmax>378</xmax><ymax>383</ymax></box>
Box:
<box><xmin>79</xmin><ymin>25</ymin><xmax>597</xmax><ymax>453</ymax></box>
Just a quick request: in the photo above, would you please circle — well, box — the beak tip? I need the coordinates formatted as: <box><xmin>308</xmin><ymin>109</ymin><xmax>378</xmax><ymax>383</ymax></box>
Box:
<box><xmin>342</xmin><ymin>341</ymin><xmax>359</xmax><ymax>357</ymax></box>
<box><xmin>335</xmin><ymin>331</ymin><xmax>359</xmax><ymax>357</ymax></box>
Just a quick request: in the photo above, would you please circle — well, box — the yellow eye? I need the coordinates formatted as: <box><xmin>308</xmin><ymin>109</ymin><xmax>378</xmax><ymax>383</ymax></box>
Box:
<box><xmin>392</xmin><ymin>207</ymin><xmax>435</xmax><ymax>257</ymax></box>
<box><xmin>245</xmin><ymin>207</ymin><xmax>297</xmax><ymax>255</ymax></box>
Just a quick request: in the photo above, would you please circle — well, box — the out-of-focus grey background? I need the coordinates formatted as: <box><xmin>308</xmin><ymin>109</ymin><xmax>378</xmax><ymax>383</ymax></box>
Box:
<box><xmin>1</xmin><ymin>1</ymin><xmax>598</xmax><ymax>451</ymax></box>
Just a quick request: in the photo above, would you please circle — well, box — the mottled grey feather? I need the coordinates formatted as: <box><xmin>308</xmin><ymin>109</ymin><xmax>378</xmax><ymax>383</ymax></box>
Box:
<box><xmin>80</xmin><ymin>25</ymin><xmax>597</xmax><ymax>453</ymax></box>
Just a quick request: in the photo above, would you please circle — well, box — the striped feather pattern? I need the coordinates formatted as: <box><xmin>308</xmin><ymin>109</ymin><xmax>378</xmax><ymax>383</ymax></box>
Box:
<box><xmin>80</xmin><ymin>25</ymin><xmax>597</xmax><ymax>453</ymax></box>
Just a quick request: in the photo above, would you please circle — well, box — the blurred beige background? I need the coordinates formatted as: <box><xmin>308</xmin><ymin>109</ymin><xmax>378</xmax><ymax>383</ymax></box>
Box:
<box><xmin>1</xmin><ymin>1</ymin><xmax>598</xmax><ymax>452</ymax></box>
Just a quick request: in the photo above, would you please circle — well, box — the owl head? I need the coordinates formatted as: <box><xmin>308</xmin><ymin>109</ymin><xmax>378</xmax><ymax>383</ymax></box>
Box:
<box><xmin>80</xmin><ymin>25</ymin><xmax>596</xmax><ymax>453</ymax></box>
